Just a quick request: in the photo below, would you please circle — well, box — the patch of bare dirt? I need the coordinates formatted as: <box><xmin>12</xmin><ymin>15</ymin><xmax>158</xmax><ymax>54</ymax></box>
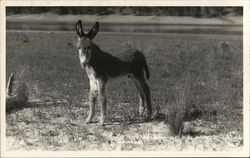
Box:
<box><xmin>6</xmin><ymin>106</ymin><xmax>243</xmax><ymax>151</ymax></box>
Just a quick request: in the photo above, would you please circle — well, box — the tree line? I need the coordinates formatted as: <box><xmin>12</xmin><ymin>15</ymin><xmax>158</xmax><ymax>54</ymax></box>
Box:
<box><xmin>7</xmin><ymin>7</ymin><xmax>243</xmax><ymax>17</ymax></box>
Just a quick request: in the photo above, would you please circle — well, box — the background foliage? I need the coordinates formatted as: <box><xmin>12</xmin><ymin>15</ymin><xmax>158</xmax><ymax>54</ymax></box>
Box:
<box><xmin>7</xmin><ymin>7</ymin><xmax>243</xmax><ymax>17</ymax></box>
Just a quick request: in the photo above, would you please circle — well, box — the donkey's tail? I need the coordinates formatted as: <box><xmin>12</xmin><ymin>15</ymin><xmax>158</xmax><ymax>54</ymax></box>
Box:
<box><xmin>143</xmin><ymin>56</ymin><xmax>150</xmax><ymax>80</ymax></box>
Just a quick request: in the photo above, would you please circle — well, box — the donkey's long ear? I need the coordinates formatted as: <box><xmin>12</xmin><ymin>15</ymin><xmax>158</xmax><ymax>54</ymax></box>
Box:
<box><xmin>75</xmin><ymin>20</ymin><xmax>85</xmax><ymax>38</ymax></box>
<box><xmin>86</xmin><ymin>22</ymin><xmax>99</xmax><ymax>40</ymax></box>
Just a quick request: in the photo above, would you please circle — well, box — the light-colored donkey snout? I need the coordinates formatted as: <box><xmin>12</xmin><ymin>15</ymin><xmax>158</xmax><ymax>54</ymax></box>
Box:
<box><xmin>79</xmin><ymin>49</ymin><xmax>87</xmax><ymax>68</ymax></box>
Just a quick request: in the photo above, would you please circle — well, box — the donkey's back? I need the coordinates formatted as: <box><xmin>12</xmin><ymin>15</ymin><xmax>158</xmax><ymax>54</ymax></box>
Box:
<box><xmin>90</xmin><ymin>47</ymin><xmax>150</xmax><ymax>80</ymax></box>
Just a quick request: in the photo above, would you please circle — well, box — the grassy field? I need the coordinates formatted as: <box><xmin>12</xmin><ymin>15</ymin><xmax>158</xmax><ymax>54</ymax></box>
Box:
<box><xmin>6</xmin><ymin>31</ymin><xmax>243</xmax><ymax>151</ymax></box>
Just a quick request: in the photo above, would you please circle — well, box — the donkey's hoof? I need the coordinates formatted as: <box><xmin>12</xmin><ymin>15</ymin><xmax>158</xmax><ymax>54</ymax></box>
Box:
<box><xmin>145</xmin><ymin>115</ymin><xmax>152</xmax><ymax>122</ymax></box>
<box><xmin>85</xmin><ymin>119</ymin><xmax>92</xmax><ymax>124</ymax></box>
<box><xmin>139</xmin><ymin>108</ymin><xmax>145</xmax><ymax>117</ymax></box>
<box><xmin>99</xmin><ymin>120</ymin><xmax>106</xmax><ymax>126</ymax></box>
<box><xmin>99</xmin><ymin>123</ymin><xmax>105</xmax><ymax>126</ymax></box>
<box><xmin>99</xmin><ymin>121</ymin><xmax>105</xmax><ymax>126</ymax></box>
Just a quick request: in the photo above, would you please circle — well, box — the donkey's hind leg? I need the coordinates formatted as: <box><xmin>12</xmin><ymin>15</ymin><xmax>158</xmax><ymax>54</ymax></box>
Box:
<box><xmin>131</xmin><ymin>76</ymin><xmax>145</xmax><ymax>117</ymax></box>
<box><xmin>133</xmin><ymin>74</ymin><xmax>152</xmax><ymax>121</ymax></box>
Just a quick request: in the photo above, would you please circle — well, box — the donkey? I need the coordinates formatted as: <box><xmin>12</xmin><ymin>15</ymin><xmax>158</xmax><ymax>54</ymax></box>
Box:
<box><xmin>75</xmin><ymin>20</ymin><xmax>152</xmax><ymax>125</ymax></box>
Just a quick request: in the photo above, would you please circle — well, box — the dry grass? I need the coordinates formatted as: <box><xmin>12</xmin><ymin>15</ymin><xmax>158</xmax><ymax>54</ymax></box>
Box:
<box><xmin>5</xmin><ymin>31</ymin><xmax>243</xmax><ymax>151</ymax></box>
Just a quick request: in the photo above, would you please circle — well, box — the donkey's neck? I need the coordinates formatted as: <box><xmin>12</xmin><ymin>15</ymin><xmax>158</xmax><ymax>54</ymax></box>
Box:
<box><xmin>91</xmin><ymin>42</ymin><xmax>112</xmax><ymax>57</ymax></box>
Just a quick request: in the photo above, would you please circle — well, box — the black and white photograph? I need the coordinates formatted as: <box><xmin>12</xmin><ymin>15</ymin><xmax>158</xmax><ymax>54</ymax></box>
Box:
<box><xmin>1</xmin><ymin>0</ymin><xmax>249</xmax><ymax>157</ymax></box>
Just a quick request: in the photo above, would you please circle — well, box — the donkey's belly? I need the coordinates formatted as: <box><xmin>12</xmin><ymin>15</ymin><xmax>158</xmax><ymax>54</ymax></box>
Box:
<box><xmin>105</xmin><ymin>70</ymin><xmax>130</xmax><ymax>81</ymax></box>
<box><xmin>86</xmin><ymin>64</ymin><xmax>131</xmax><ymax>82</ymax></box>
<box><xmin>104</xmin><ymin>63</ymin><xmax>132</xmax><ymax>79</ymax></box>
<box><xmin>107</xmin><ymin>72</ymin><xmax>132</xmax><ymax>81</ymax></box>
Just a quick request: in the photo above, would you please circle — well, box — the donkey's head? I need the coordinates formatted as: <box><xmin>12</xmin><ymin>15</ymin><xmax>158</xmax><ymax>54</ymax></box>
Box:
<box><xmin>75</xmin><ymin>20</ymin><xmax>99</xmax><ymax>67</ymax></box>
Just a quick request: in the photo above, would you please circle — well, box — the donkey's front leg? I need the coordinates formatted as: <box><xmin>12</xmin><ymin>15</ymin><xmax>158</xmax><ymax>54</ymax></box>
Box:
<box><xmin>85</xmin><ymin>80</ymin><xmax>98</xmax><ymax>124</ymax></box>
<box><xmin>97</xmin><ymin>79</ymin><xmax>107</xmax><ymax>126</ymax></box>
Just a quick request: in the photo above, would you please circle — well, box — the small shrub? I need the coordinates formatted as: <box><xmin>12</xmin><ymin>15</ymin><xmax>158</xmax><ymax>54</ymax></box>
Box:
<box><xmin>219</xmin><ymin>41</ymin><xmax>231</xmax><ymax>58</ymax></box>
<box><xmin>168</xmin><ymin>105</ymin><xmax>185</xmax><ymax>136</ymax></box>
<box><xmin>16</xmin><ymin>67</ymin><xmax>30</xmax><ymax>101</ymax></box>
<box><xmin>6</xmin><ymin>65</ymin><xmax>31</xmax><ymax>110</ymax></box>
